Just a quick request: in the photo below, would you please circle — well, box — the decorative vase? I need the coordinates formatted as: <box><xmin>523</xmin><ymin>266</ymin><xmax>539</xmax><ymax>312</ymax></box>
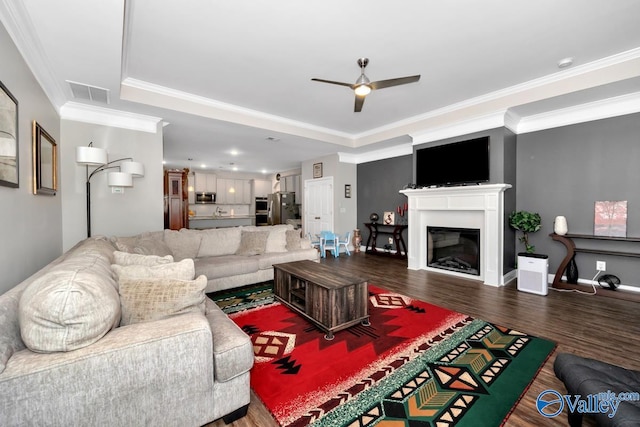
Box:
<box><xmin>554</xmin><ymin>216</ymin><xmax>568</xmax><ymax>235</ymax></box>
<box><xmin>566</xmin><ymin>255</ymin><xmax>579</xmax><ymax>284</ymax></box>
<box><xmin>353</xmin><ymin>229</ymin><xmax>362</xmax><ymax>253</ymax></box>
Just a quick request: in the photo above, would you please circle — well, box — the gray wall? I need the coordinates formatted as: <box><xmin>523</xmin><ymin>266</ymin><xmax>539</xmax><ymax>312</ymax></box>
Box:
<box><xmin>357</xmin><ymin>155</ymin><xmax>413</xmax><ymax>249</ymax></box>
<box><xmin>0</xmin><ymin>22</ymin><xmax>62</xmax><ymax>294</ymax></box>
<box><xmin>517</xmin><ymin>113</ymin><xmax>640</xmax><ymax>288</ymax></box>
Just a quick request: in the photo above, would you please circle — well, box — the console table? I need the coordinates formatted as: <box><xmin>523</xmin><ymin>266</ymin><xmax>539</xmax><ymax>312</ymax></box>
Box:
<box><xmin>364</xmin><ymin>223</ymin><xmax>408</xmax><ymax>259</ymax></box>
<box><xmin>550</xmin><ymin>233</ymin><xmax>640</xmax><ymax>302</ymax></box>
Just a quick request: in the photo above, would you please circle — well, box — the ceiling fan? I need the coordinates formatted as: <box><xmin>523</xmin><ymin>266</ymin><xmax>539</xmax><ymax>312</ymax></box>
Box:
<box><xmin>312</xmin><ymin>58</ymin><xmax>420</xmax><ymax>112</ymax></box>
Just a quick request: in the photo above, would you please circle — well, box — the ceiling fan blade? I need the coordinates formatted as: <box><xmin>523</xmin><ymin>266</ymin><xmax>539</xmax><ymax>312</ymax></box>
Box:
<box><xmin>311</xmin><ymin>78</ymin><xmax>354</xmax><ymax>88</ymax></box>
<box><xmin>370</xmin><ymin>75</ymin><xmax>420</xmax><ymax>90</ymax></box>
<box><xmin>354</xmin><ymin>95</ymin><xmax>366</xmax><ymax>112</ymax></box>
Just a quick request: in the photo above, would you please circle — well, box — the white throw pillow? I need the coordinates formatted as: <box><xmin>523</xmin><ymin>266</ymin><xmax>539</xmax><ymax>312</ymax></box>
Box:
<box><xmin>265</xmin><ymin>228</ymin><xmax>288</xmax><ymax>253</ymax></box>
<box><xmin>113</xmin><ymin>251</ymin><xmax>174</xmax><ymax>266</ymax></box>
<box><xmin>111</xmin><ymin>258</ymin><xmax>195</xmax><ymax>281</ymax></box>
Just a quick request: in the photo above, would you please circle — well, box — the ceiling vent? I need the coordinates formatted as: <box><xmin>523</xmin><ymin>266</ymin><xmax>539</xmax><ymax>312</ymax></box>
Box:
<box><xmin>66</xmin><ymin>80</ymin><xmax>110</xmax><ymax>104</ymax></box>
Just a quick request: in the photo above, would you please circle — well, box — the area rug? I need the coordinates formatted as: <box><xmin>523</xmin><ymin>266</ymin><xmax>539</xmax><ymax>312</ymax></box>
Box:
<box><xmin>210</xmin><ymin>284</ymin><xmax>555</xmax><ymax>427</ymax></box>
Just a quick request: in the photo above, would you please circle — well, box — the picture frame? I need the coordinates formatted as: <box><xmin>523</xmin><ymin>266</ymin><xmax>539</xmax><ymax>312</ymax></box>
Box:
<box><xmin>32</xmin><ymin>121</ymin><xmax>57</xmax><ymax>195</ymax></box>
<box><xmin>0</xmin><ymin>81</ymin><xmax>19</xmax><ymax>188</ymax></box>
<box><xmin>344</xmin><ymin>184</ymin><xmax>351</xmax><ymax>198</ymax></box>
<box><xmin>594</xmin><ymin>200</ymin><xmax>627</xmax><ymax>237</ymax></box>
<box><xmin>313</xmin><ymin>162</ymin><xmax>323</xmax><ymax>179</ymax></box>
<box><xmin>383</xmin><ymin>211</ymin><xmax>395</xmax><ymax>225</ymax></box>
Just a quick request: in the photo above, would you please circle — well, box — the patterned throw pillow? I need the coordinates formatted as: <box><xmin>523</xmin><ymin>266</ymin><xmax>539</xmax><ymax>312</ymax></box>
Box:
<box><xmin>285</xmin><ymin>229</ymin><xmax>302</xmax><ymax>250</ymax></box>
<box><xmin>118</xmin><ymin>275</ymin><xmax>207</xmax><ymax>326</ymax></box>
<box><xmin>235</xmin><ymin>230</ymin><xmax>269</xmax><ymax>256</ymax></box>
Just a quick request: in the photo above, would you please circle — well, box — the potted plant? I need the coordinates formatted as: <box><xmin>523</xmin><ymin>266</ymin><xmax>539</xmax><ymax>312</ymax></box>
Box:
<box><xmin>509</xmin><ymin>211</ymin><xmax>542</xmax><ymax>253</ymax></box>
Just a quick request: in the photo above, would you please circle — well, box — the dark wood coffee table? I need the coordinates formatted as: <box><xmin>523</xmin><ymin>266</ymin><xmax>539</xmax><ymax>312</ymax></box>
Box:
<box><xmin>273</xmin><ymin>260</ymin><xmax>369</xmax><ymax>340</ymax></box>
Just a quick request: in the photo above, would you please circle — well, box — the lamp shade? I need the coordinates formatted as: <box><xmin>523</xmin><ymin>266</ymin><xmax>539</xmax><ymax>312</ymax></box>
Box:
<box><xmin>76</xmin><ymin>146</ymin><xmax>107</xmax><ymax>165</ymax></box>
<box><xmin>107</xmin><ymin>172</ymin><xmax>133</xmax><ymax>187</ymax></box>
<box><xmin>120</xmin><ymin>161</ymin><xmax>145</xmax><ymax>177</ymax></box>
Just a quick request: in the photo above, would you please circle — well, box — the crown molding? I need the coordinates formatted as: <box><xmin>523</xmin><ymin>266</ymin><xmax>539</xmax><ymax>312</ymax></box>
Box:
<box><xmin>410</xmin><ymin>111</ymin><xmax>508</xmax><ymax>145</ymax></box>
<box><xmin>0</xmin><ymin>0</ymin><xmax>67</xmax><ymax>109</ymax></box>
<box><xmin>516</xmin><ymin>91</ymin><xmax>640</xmax><ymax>134</ymax></box>
<box><xmin>120</xmin><ymin>77</ymin><xmax>355</xmax><ymax>147</ymax></box>
<box><xmin>60</xmin><ymin>102</ymin><xmax>162</xmax><ymax>133</ymax></box>
<box><xmin>338</xmin><ymin>143</ymin><xmax>413</xmax><ymax>164</ymax></box>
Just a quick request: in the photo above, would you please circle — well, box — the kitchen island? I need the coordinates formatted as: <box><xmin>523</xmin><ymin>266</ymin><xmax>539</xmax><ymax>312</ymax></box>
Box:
<box><xmin>189</xmin><ymin>215</ymin><xmax>254</xmax><ymax>229</ymax></box>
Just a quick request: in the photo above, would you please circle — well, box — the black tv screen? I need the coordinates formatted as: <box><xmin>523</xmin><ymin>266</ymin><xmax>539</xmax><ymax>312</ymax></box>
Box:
<box><xmin>415</xmin><ymin>137</ymin><xmax>490</xmax><ymax>187</ymax></box>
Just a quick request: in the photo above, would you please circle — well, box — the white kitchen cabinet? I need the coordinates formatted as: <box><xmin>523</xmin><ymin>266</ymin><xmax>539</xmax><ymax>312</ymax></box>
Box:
<box><xmin>217</xmin><ymin>178</ymin><xmax>251</xmax><ymax>204</ymax></box>
<box><xmin>194</xmin><ymin>172</ymin><xmax>217</xmax><ymax>193</ymax></box>
<box><xmin>254</xmin><ymin>179</ymin><xmax>271</xmax><ymax>197</ymax></box>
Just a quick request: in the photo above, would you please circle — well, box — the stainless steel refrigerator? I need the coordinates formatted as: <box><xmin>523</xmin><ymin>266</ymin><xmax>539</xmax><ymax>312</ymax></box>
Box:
<box><xmin>267</xmin><ymin>192</ymin><xmax>297</xmax><ymax>225</ymax></box>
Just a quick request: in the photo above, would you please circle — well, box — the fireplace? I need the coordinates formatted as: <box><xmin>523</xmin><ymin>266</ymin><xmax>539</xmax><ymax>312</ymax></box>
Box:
<box><xmin>400</xmin><ymin>184</ymin><xmax>512</xmax><ymax>286</ymax></box>
<box><xmin>428</xmin><ymin>227</ymin><xmax>480</xmax><ymax>276</ymax></box>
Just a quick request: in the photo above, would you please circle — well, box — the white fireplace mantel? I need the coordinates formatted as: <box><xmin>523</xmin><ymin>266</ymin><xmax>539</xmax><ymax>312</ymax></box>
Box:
<box><xmin>400</xmin><ymin>183</ymin><xmax>512</xmax><ymax>286</ymax></box>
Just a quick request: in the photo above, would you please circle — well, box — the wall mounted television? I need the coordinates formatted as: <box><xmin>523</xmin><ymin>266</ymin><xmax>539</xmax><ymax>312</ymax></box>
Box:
<box><xmin>415</xmin><ymin>136</ymin><xmax>490</xmax><ymax>187</ymax></box>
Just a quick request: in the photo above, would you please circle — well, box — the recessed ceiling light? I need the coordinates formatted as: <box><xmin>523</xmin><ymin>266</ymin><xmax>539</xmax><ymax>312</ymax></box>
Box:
<box><xmin>557</xmin><ymin>57</ymin><xmax>574</xmax><ymax>69</ymax></box>
<box><xmin>200</xmin><ymin>163</ymin><xmax>206</xmax><ymax>168</ymax></box>
<box><xmin>162</xmin><ymin>160</ymin><xmax>166</xmax><ymax>164</ymax></box>
<box><xmin>230</xmin><ymin>150</ymin><xmax>239</xmax><ymax>156</ymax></box>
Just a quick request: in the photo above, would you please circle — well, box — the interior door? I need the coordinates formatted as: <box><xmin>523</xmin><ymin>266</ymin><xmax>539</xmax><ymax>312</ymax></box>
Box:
<box><xmin>304</xmin><ymin>177</ymin><xmax>333</xmax><ymax>237</ymax></box>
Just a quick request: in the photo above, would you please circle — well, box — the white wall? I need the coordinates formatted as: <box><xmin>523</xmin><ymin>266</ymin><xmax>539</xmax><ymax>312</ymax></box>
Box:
<box><xmin>302</xmin><ymin>153</ymin><xmax>357</xmax><ymax>238</ymax></box>
<box><xmin>60</xmin><ymin>120</ymin><xmax>164</xmax><ymax>250</ymax></box>
<box><xmin>0</xmin><ymin>23</ymin><xmax>62</xmax><ymax>294</ymax></box>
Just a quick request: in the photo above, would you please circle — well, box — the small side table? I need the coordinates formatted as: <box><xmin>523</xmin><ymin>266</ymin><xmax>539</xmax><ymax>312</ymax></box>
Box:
<box><xmin>364</xmin><ymin>223</ymin><xmax>408</xmax><ymax>259</ymax></box>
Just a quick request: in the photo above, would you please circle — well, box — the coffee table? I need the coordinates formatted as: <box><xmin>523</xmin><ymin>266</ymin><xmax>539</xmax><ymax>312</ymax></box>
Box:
<box><xmin>273</xmin><ymin>260</ymin><xmax>369</xmax><ymax>340</ymax></box>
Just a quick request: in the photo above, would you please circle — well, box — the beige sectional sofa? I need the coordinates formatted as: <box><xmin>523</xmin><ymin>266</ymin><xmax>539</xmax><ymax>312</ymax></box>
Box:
<box><xmin>0</xmin><ymin>234</ymin><xmax>258</xmax><ymax>426</ymax></box>
<box><xmin>111</xmin><ymin>224</ymin><xmax>319</xmax><ymax>293</ymax></box>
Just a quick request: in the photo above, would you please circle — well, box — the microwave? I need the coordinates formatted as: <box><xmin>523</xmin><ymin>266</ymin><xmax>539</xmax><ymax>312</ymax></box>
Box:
<box><xmin>195</xmin><ymin>192</ymin><xmax>216</xmax><ymax>204</ymax></box>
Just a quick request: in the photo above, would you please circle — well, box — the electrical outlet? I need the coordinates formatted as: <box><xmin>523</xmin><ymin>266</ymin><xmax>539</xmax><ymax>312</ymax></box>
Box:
<box><xmin>388</xmin><ymin>237</ymin><xmax>393</xmax><ymax>245</ymax></box>
<box><xmin>596</xmin><ymin>260</ymin><xmax>606</xmax><ymax>271</ymax></box>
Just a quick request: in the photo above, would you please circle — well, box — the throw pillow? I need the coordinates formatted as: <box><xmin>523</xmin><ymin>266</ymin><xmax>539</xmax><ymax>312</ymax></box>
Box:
<box><xmin>285</xmin><ymin>229</ymin><xmax>302</xmax><ymax>250</ymax></box>
<box><xmin>118</xmin><ymin>275</ymin><xmax>207</xmax><ymax>326</ymax></box>
<box><xmin>235</xmin><ymin>230</ymin><xmax>269</xmax><ymax>256</ymax></box>
<box><xmin>163</xmin><ymin>229</ymin><xmax>202</xmax><ymax>261</ymax></box>
<box><xmin>19</xmin><ymin>269</ymin><xmax>121</xmax><ymax>353</ymax></box>
<box><xmin>133</xmin><ymin>238</ymin><xmax>173</xmax><ymax>257</ymax></box>
<box><xmin>265</xmin><ymin>228</ymin><xmax>288</xmax><ymax>253</ymax></box>
<box><xmin>110</xmin><ymin>235</ymin><xmax>139</xmax><ymax>253</ymax></box>
<box><xmin>111</xmin><ymin>258</ymin><xmax>195</xmax><ymax>281</ymax></box>
<box><xmin>113</xmin><ymin>251</ymin><xmax>174</xmax><ymax>266</ymax></box>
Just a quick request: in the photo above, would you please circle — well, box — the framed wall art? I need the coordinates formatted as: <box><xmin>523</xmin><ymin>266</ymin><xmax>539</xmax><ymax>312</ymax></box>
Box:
<box><xmin>0</xmin><ymin>81</ymin><xmax>19</xmax><ymax>188</ymax></box>
<box><xmin>313</xmin><ymin>162</ymin><xmax>323</xmax><ymax>179</ymax></box>
<box><xmin>32</xmin><ymin>121</ymin><xmax>57</xmax><ymax>195</ymax></box>
<box><xmin>594</xmin><ymin>200</ymin><xmax>627</xmax><ymax>237</ymax></box>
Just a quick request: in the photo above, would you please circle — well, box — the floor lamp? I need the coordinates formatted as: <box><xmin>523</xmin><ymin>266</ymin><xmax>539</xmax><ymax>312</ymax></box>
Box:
<box><xmin>76</xmin><ymin>143</ymin><xmax>145</xmax><ymax>237</ymax></box>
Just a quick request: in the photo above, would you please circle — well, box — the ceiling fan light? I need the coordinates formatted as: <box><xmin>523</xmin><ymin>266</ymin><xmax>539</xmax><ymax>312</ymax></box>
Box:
<box><xmin>354</xmin><ymin>85</ymin><xmax>371</xmax><ymax>96</ymax></box>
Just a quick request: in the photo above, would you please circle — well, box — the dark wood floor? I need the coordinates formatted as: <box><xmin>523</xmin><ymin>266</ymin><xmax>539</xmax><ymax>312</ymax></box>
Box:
<box><xmin>207</xmin><ymin>252</ymin><xmax>640</xmax><ymax>427</ymax></box>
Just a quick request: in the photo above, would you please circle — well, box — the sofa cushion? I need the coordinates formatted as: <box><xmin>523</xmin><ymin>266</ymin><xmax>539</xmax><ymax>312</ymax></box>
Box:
<box><xmin>119</xmin><ymin>275</ymin><xmax>207</xmax><ymax>326</ymax></box>
<box><xmin>197</xmin><ymin>227</ymin><xmax>242</xmax><ymax>257</ymax></box>
<box><xmin>163</xmin><ymin>229</ymin><xmax>202</xmax><ymax>261</ymax></box>
<box><xmin>265</xmin><ymin>227</ymin><xmax>288</xmax><ymax>253</ymax></box>
<box><xmin>110</xmin><ymin>235</ymin><xmax>140</xmax><ymax>253</ymax></box>
<box><xmin>111</xmin><ymin>259</ymin><xmax>195</xmax><ymax>281</ymax></box>
<box><xmin>133</xmin><ymin>238</ymin><xmax>173</xmax><ymax>257</ymax></box>
<box><xmin>19</xmin><ymin>266</ymin><xmax>121</xmax><ymax>353</ymax></box>
<box><xmin>194</xmin><ymin>255</ymin><xmax>260</xmax><ymax>280</ymax></box>
<box><xmin>257</xmin><ymin>248</ymin><xmax>319</xmax><ymax>270</ymax></box>
<box><xmin>113</xmin><ymin>251</ymin><xmax>174</xmax><ymax>266</ymax></box>
<box><xmin>235</xmin><ymin>230</ymin><xmax>269</xmax><ymax>256</ymax></box>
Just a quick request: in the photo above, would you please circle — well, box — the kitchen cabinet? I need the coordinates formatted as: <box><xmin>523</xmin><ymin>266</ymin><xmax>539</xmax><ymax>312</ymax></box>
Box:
<box><xmin>217</xmin><ymin>178</ymin><xmax>251</xmax><ymax>204</ymax></box>
<box><xmin>164</xmin><ymin>169</ymin><xmax>189</xmax><ymax>230</ymax></box>
<box><xmin>254</xmin><ymin>179</ymin><xmax>272</xmax><ymax>197</ymax></box>
<box><xmin>282</xmin><ymin>174</ymin><xmax>301</xmax><ymax>195</ymax></box>
<box><xmin>194</xmin><ymin>172</ymin><xmax>216</xmax><ymax>193</ymax></box>
<box><xmin>187</xmin><ymin>174</ymin><xmax>195</xmax><ymax>205</ymax></box>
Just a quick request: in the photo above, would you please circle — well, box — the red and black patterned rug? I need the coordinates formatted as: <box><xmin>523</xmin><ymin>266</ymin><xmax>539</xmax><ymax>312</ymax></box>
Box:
<box><xmin>210</xmin><ymin>284</ymin><xmax>555</xmax><ymax>427</ymax></box>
